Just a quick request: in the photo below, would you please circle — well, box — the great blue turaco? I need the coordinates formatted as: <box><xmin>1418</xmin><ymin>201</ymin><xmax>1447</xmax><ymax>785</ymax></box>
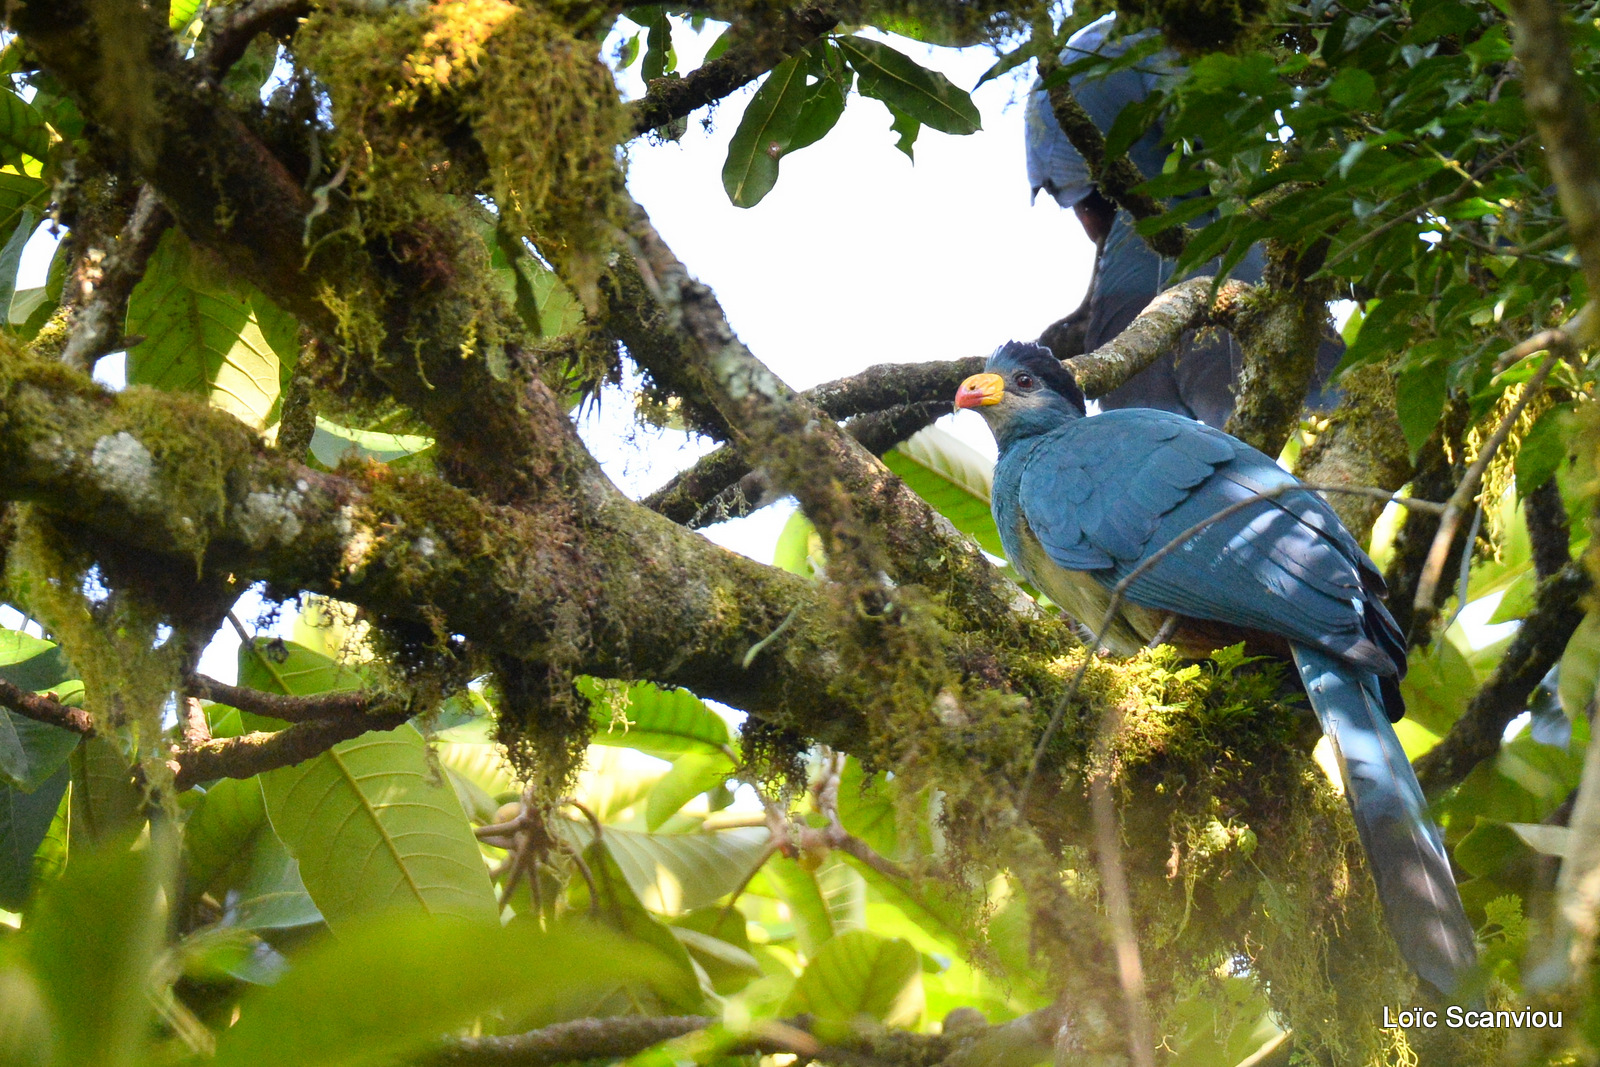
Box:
<box><xmin>1026</xmin><ymin>15</ymin><xmax>1344</xmax><ymax>426</ymax></box>
<box><xmin>956</xmin><ymin>341</ymin><xmax>1477</xmax><ymax>996</ymax></box>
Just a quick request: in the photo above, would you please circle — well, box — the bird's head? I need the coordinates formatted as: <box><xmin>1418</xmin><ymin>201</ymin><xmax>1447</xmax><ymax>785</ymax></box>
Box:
<box><xmin>955</xmin><ymin>341</ymin><xmax>1086</xmax><ymax>447</ymax></box>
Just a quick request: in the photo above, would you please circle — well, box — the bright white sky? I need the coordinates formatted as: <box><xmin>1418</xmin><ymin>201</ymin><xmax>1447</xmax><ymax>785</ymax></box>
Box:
<box><xmin>8</xmin><ymin>17</ymin><xmax>1096</xmax><ymax>679</ymax></box>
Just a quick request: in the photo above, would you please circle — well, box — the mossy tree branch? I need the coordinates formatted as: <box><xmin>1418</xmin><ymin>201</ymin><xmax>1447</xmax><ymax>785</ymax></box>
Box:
<box><xmin>642</xmin><ymin>276</ymin><xmax>1257</xmax><ymax>528</ymax></box>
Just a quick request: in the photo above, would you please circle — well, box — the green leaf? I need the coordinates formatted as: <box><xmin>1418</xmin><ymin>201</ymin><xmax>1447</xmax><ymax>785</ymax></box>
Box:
<box><xmin>26</xmin><ymin>840</ymin><xmax>165</xmax><ymax>1067</ymax></box>
<box><xmin>0</xmin><ymin>630</ymin><xmax>81</xmax><ymax>792</ymax></box>
<box><xmin>0</xmin><ymin>205</ymin><xmax>39</xmax><ymax>317</ymax></box>
<box><xmin>125</xmin><ymin>230</ymin><xmax>295</xmax><ymax>430</ymax></box>
<box><xmin>790</xmin><ymin>75</ymin><xmax>847</xmax><ymax>153</ymax></box>
<box><xmin>785</xmin><ymin>928</ymin><xmax>923</xmax><ymax>1025</ymax></box>
<box><xmin>1400</xmin><ymin>635</ymin><xmax>1477</xmax><ymax>736</ymax></box>
<box><xmin>168</xmin><ymin>0</ymin><xmax>203</xmax><ymax>28</ymax></box>
<box><xmin>773</xmin><ymin>510</ymin><xmax>822</xmax><ymax>577</ymax></box>
<box><xmin>723</xmin><ymin>54</ymin><xmax>811</xmax><ymax>208</ymax></box>
<box><xmin>836</xmin><ymin>36</ymin><xmax>980</xmax><ymax>136</ymax></box>
<box><xmin>670</xmin><ymin>906</ymin><xmax>761</xmax><ymax>994</ymax></box>
<box><xmin>212</xmin><ymin>917</ymin><xmax>667</xmax><ymax>1067</ymax></box>
<box><xmin>1394</xmin><ymin>357</ymin><xmax>1449</xmax><ymax>458</ymax></box>
<box><xmin>881</xmin><ymin>425</ymin><xmax>1004</xmax><ymax>558</ymax></box>
<box><xmin>0</xmin><ymin>88</ymin><xmax>49</xmax><ymax>168</ymax></box>
<box><xmin>0</xmin><ymin>763</ymin><xmax>69</xmax><ymax>910</ymax></box>
<box><xmin>308</xmin><ymin>417</ymin><xmax>435</xmax><ymax>468</ymax></box>
<box><xmin>1514</xmin><ymin>403</ymin><xmax>1570</xmax><ymax>496</ymax></box>
<box><xmin>554</xmin><ymin>816</ymin><xmax>770</xmax><ymax>914</ymax></box>
<box><xmin>226</xmin><ymin>829</ymin><xmax>324</xmax><ymax>931</ymax></box>
<box><xmin>578</xmin><ymin>677</ymin><xmax>732</xmax><ymax>756</ymax></box>
<box><xmin>764</xmin><ymin>854</ymin><xmax>835</xmax><ymax>954</ymax></box>
<box><xmin>1559</xmin><ymin>612</ymin><xmax>1600</xmax><ymax>719</ymax></box>
<box><xmin>646</xmin><ymin>750</ymin><xmax>735</xmax><ymax>830</ymax></box>
<box><xmin>1327</xmin><ymin>67</ymin><xmax>1377</xmax><ymax>108</ymax></box>
<box><xmin>887</xmin><ymin>103</ymin><xmax>921</xmax><ymax>159</ymax></box>
<box><xmin>69</xmin><ymin>736</ymin><xmax>143</xmax><ymax>844</ymax></box>
<box><xmin>238</xmin><ymin>637</ymin><xmax>368</xmax><ymax>709</ymax></box>
<box><xmin>182</xmin><ymin>774</ymin><xmax>268</xmax><ymax>895</ymax></box>
<box><xmin>261</xmin><ymin>725</ymin><xmax>498</xmax><ymax>929</ymax></box>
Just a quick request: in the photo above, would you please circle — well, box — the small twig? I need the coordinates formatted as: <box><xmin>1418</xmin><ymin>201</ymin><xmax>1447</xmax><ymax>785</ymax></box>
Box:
<box><xmin>199</xmin><ymin>0</ymin><xmax>310</xmax><ymax>81</ymax></box>
<box><xmin>170</xmin><ymin>712</ymin><xmax>407</xmax><ymax>790</ymax></box>
<box><xmin>185</xmin><ymin>672</ymin><xmax>385</xmax><ymax>722</ymax></box>
<box><xmin>1090</xmin><ymin>698</ymin><xmax>1154</xmax><ymax>1067</ymax></box>
<box><xmin>182</xmin><ymin>696</ymin><xmax>211</xmax><ymax>745</ymax></box>
<box><xmin>1413</xmin><ymin>344</ymin><xmax>1564</xmax><ymax>613</ymax></box>
<box><xmin>59</xmin><ymin>186</ymin><xmax>171</xmax><ymax>373</ymax></box>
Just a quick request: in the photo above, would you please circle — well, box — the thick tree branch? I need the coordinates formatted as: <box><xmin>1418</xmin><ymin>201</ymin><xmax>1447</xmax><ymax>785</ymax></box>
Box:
<box><xmin>1415</xmin><ymin>562</ymin><xmax>1591</xmax><ymax>797</ymax></box>
<box><xmin>1526</xmin><ymin>477</ymin><xmax>1573</xmax><ymax>580</ymax></box>
<box><xmin>1038</xmin><ymin>57</ymin><xmax>1187</xmax><ymax>259</ymax></box>
<box><xmin>0</xmin><ymin>678</ymin><xmax>94</xmax><ymax>735</ymax></box>
<box><xmin>431</xmin><ymin>1008</ymin><xmax>1062</xmax><ymax>1067</ymax></box>
<box><xmin>17</xmin><ymin>0</ymin><xmax>561</xmax><ymax>503</ymax></box>
<box><xmin>170</xmin><ymin>713</ymin><xmax>408</xmax><ymax>790</ymax></box>
<box><xmin>1293</xmin><ymin>364</ymin><xmax>1415</xmax><ymax>544</ymax></box>
<box><xmin>0</xmin><ymin>360</ymin><xmax>1061</xmax><ymax>753</ymax></box>
<box><xmin>627</xmin><ymin>5</ymin><xmax>841</xmax><ymax>136</ymax></box>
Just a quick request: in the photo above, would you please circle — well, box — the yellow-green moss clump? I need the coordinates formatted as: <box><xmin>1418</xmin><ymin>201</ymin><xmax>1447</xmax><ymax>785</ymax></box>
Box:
<box><xmin>296</xmin><ymin>1</ymin><xmax>624</xmax><ymax>307</ymax></box>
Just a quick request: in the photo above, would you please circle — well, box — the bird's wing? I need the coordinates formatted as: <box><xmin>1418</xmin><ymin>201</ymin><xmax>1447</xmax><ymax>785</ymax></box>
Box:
<box><xmin>1019</xmin><ymin>411</ymin><xmax>1394</xmax><ymax>669</ymax></box>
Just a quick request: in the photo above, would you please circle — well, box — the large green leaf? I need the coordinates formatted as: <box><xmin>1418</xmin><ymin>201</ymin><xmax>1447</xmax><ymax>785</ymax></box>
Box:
<box><xmin>226</xmin><ymin>829</ymin><xmax>324</xmax><ymax>931</ymax></box>
<box><xmin>836</xmin><ymin>36</ymin><xmax>980</xmax><ymax>136</ymax></box>
<box><xmin>125</xmin><ymin>230</ymin><xmax>298</xmax><ymax>430</ymax></box>
<box><xmin>261</xmin><ymin>725</ymin><xmax>498</xmax><ymax>929</ymax></box>
<box><xmin>69</xmin><ymin>736</ymin><xmax>143</xmax><ymax>844</ymax></box>
<box><xmin>308</xmin><ymin>417</ymin><xmax>435</xmax><ymax>468</ymax></box>
<box><xmin>0</xmin><ymin>205</ymin><xmax>39</xmax><ymax>315</ymax></box>
<box><xmin>1559</xmin><ymin>612</ymin><xmax>1600</xmax><ymax>720</ymax></box>
<box><xmin>881</xmin><ymin>425</ymin><xmax>1003</xmax><ymax>558</ymax></box>
<box><xmin>723</xmin><ymin>54</ymin><xmax>810</xmax><ymax>208</ymax></box>
<box><xmin>238</xmin><ymin>637</ymin><xmax>368</xmax><ymax>706</ymax></box>
<box><xmin>785</xmin><ymin>928</ymin><xmax>923</xmax><ymax>1025</ymax></box>
<box><xmin>646</xmin><ymin>750</ymin><xmax>736</xmax><ymax>830</ymax></box>
<box><xmin>183</xmin><ymin>774</ymin><xmax>268</xmax><ymax>895</ymax></box>
<box><xmin>554</xmin><ymin>816</ymin><xmax>769</xmax><ymax>914</ymax></box>
<box><xmin>0</xmin><ymin>88</ymin><xmax>49</xmax><ymax>168</ymax></box>
<box><xmin>212</xmin><ymin>918</ymin><xmax>667</xmax><ymax>1067</ymax></box>
<box><xmin>764</xmin><ymin>854</ymin><xmax>836</xmax><ymax>954</ymax></box>
<box><xmin>0</xmin><ymin>763</ymin><xmax>68</xmax><ymax>910</ymax></box>
<box><xmin>579</xmin><ymin>677</ymin><xmax>732</xmax><ymax>756</ymax></box>
<box><xmin>0</xmin><ymin>630</ymin><xmax>81</xmax><ymax>792</ymax></box>
<box><xmin>25</xmin><ymin>841</ymin><xmax>165</xmax><ymax>1067</ymax></box>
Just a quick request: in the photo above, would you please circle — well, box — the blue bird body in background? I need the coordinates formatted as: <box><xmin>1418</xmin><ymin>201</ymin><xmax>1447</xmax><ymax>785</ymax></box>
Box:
<box><xmin>956</xmin><ymin>342</ymin><xmax>1478</xmax><ymax>995</ymax></box>
<box><xmin>1026</xmin><ymin>17</ymin><xmax>1338</xmax><ymax>427</ymax></box>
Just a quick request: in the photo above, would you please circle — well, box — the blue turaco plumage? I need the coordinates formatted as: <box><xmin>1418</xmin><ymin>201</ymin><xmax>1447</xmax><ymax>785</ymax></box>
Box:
<box><xmin>957</xmin><ymin>341</ymin><xmax>1477</xmax><ymax>995</ymax></box>
<box><xmin>1026</xmin><ymin>16</ymin><xmax>1341</xmax><ymax>426</ymax></box>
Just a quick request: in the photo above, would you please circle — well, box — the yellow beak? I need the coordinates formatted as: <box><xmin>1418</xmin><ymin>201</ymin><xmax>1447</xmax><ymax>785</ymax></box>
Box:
<box><xmin>955</xmin><ymin>373</ymin><xmax>1004</xmax><ymax>409</ymax></box>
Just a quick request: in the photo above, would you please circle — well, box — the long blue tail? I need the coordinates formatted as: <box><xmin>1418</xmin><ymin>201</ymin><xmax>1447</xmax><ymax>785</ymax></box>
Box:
<box><xmin>1291</xmin><ymin>645</ymin><xmax>1477</xmax><ymax>995</ymax></box>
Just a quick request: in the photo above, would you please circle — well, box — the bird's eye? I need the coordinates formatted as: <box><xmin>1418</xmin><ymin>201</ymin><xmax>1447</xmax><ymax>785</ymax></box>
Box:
<box><xmin>1014</xmin><ymin>373</ymin><xmax>1036</xmax><ymax>389</ymax></box>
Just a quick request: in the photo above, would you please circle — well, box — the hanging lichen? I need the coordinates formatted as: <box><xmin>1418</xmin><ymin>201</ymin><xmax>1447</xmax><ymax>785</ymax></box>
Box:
<box><xmin>6</xmin><ymin>509</ymin><xmax>181</xmax><ymax>805</ymax></box>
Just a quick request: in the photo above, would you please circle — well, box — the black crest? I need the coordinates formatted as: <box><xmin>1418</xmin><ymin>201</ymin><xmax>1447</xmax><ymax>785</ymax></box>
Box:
<box><xmin>987</xmin><ymin>341</ymin><xmax>1086</xmax><ymax>415</ymax></box>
